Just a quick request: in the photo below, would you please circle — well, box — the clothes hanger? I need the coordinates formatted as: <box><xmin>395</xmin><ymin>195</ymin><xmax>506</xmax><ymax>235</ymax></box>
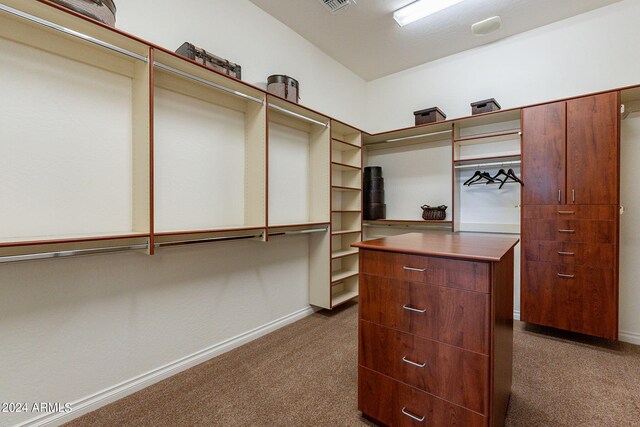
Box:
<box><xmin>463</xmin><ymin>170</ymin><xmax>482</xmax><ymax>186</ymax></box>
<box><xmin>498</xmin><ymin>168</ymin><xmax>524</xmax><ymax>189</ymax></box>
<box><xmin>467</xmin><ymin>170</ymin><xmax>497</xmax><ymax>186</ymax></box>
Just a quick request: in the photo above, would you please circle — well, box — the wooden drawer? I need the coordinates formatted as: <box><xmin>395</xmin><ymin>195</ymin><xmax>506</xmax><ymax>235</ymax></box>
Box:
<box><xmin>523</xmin><ymin>240</ymin><xmax>615</xmax><ymax>267</ymax></box>
<box><xmin>521</xmin><ymin>261</ymin><xmax>617</xmax><ymax>339</ymax></box>
<box><xmin>522</xmin><ymin>206</ymin><xmax>617</xmax><ymax>243</ymax></box>
<box><xmin>522</xmin><ymin>205</ymin><xmax>617</xmax><ymax>220</ymax></box>
<box><xmin>359</xmin><ymin>320</ymin><xmax>489</xmax><ymax>414</ymax></box>
<box><xmin>360</xmin><ymin>274</ymin><xmax>490</xmax><ymax>354</ymax></box>
<box><xmin>360</xmin><ymin>250</ymin><xmax>490</xmax><ymax>293</ymax></box>
<box><xmin>359</xmin><ymin>366</ymin><xmax>487</xmax><ymax>427</ymax></box>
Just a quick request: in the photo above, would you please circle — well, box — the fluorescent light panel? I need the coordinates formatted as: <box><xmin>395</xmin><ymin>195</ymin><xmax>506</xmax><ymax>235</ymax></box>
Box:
<box><xmin>394</xmin><ymin>0</ymin><xmax>464</xmax><ymax>27</ymax></box>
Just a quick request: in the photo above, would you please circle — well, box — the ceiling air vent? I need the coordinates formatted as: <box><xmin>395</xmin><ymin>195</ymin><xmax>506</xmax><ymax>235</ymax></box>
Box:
<box><xmin>319</xmin><ymin>0</ymin><xmax>354</xmax><ymax>14</ymax></box>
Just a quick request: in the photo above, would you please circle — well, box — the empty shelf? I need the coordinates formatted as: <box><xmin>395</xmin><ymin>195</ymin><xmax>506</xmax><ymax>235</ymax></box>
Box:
<box><xmin>332</xmin><ymin>229</ymin><xmax>361</xmax><ymax>236</ymax></box>
<box><xmin>331</xmin><ymin>161</ymin><xmax>360</xmax><ymax>171</ymax></box>
<box><xmin>332</xmin><ymin>248</ymin><xmax>359</xmax><ymax>259</ymax></box>
<box><xmin>332</xmin><ymin>290</ymin><xmax>359</xmax><ymax>307</ymax></box>
<box><xmin>332</xmin><ymin>269</ymin><xmax>358</xmax><ymax>283</ymax></box>
<box><xmin>332</xmin><ymin>185</ymin><xmax>361</xmax><ymax>192</ymax></box>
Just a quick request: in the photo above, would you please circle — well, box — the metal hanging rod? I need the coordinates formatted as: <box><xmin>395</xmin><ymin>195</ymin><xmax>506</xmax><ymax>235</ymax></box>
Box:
<box><xmin>269</xmin><ymin>227</ymin><xmax>329</xmax><ymax>237</ymax></box>
<box><xmin>0</xmin><ymin>244</ymin><xmax>148</xmax><ymax>264</ymax></box>
<box><xmin>154</xmin><ymin>61</ymin><xmax>264</xmax><ymax>105</ymax></box>
<box><xmin>0</xmin><ymin>3</ymin><xmax>148</xmax><ymax>62</ymax></box>
<box><xmin>155</xmin><ymin>233</ymin><xmax>263</xmax><ymax>248</ymax></box>
<box><xmin>454</xmin><ymin>160</ymin><xmax>521</xmax><ymax>170</ymax></box>
<box><xmin>268</xmin><ymin>104</ymin><xmax>329</xmax><ymax>127</ymax></box>
<box><xmin>369</xmin><ymin>130</ymin><xmax>452</xmax><ymax>145</ymax></box>
<box><xmin>456</xmin><ymin>129</ymin><xmax>522</xmax><ymax>140</ymax></box>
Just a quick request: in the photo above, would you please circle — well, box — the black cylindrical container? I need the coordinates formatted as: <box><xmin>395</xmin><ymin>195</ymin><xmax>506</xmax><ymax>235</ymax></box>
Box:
<box><xmin>363</xmin><ymin>166</ymin><xmax>386</xmax><ymax>220</ymax></box>
<box><xmin>364</xmin><ymin>203</ymin><xmax>386</xmax><ymax>220</ymax></box>
<box><xmin>363</xmin><ymin>177</ymin><xmax>384</xmax><ymax>191</ymax></box>
<box><xmin>364</xmin><ymin>166</ymin><xmax>382</xmax><ymax>179</ymax></box>
<box><xmin>366</xmin><ymin>190</ymin><xmax>385</xmax><ymax>204</ymax></box>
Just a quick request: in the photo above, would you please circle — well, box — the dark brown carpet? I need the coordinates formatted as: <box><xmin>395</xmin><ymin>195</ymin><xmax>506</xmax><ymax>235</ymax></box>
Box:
<box><xmin>67</xmin><ymin>302</ymin><xmax>640</xmax><ymax>427</ymax></box>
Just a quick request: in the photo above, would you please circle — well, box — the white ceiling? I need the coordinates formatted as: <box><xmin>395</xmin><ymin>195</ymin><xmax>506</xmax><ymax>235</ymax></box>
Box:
<box><xmin>249</xmin><ymin>0</ymin><xmax>622</xmax><ymax>81</ymax></box>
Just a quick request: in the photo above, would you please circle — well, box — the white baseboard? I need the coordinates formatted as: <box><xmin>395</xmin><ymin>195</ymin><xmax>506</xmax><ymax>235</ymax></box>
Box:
<box><xmin>16</xmin><ymin>306</ymin><xmax>316</xmax><ymax>427</ymax></box>
<box><xmin>513</xmin><ymin>310</ymin><xmax>521</xmax><ymax>321</ymax></box>
<box><xmin>619</xmin><ymin>330</ymin><xmax>640</xmax><ymax>345</ymax></box>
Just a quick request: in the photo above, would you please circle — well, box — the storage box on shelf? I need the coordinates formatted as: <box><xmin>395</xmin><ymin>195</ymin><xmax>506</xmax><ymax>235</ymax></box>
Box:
<box><xmin>0</xmin><ymin>0</ymin><xmax>152</xmax><ymax>259</ymax></box>
<box><xmin>452</xmin><ymin>109</ymin><xmax>522</xmax><ymax>234</ymax></box>
<box><xmin>152</xmin><ymin>49</ymin><xmax>267</xmax><ymax>246</ymax></box>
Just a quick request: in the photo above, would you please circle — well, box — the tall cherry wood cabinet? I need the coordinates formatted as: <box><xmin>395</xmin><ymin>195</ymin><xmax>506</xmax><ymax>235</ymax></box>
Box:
<box><xmin>521</xmin><ymin>91</ymin><xmax>620</xmax><ymax>340</ymax></box>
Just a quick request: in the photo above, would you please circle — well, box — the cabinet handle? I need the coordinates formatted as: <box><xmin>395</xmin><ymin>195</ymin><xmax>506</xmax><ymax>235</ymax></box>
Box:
<box><xmin>558</xmin><ymin>190</ymin><xmax>562</xmax><ymax>203</ymax></box>
<box><xmin>403</xmin><ymin>266</ymin><xmax>426</xmax><ymax>272</ymax></box>
<box><xmin>401</xmin><ymin>407</ymin><xmax>425</xmax><ymax>422</ymax></box>
<box><xmin>558</xmin><ymin>211</ymin><xmax>575</xmax><ymax>215</ymax></box>
<box><xmin>572</xmin><ymin>189</ymin><xmax>576</xmax><ymax>203</ymax></box>
<box><xmin>403</xmin><ymin>305</ymin><xmax>427</xmax><ymax>313</ymax></box>
<box><xmin>558</xmin><ymin>229</ymin><xmax>575</xmax><ymax>233</ymax></box>
<box><xmin>557</xmin><ymin>251</ymin><xmax>575</xmax><ymax>256</ymax></box>
<box><xmin>402</xmin><ymin>356</ymin><xmax>426</xmax><ymax>368</ymax></box>
<box><xmin>558</xmin><ymin>273</ymin><xmax>575</xmax><ymax>278</ymax></box>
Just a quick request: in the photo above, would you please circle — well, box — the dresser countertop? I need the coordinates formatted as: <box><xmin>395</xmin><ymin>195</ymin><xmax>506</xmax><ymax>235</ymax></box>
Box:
<box><xmin>352</xmin><ymin>232</ymin><xmax>519</xmax><ymax>262</ymax></box>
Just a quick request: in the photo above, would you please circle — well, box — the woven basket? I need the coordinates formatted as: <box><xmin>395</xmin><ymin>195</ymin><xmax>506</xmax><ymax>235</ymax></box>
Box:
<box><xmin>421</xmin><ymin>205</ymin><xmax>447</xmax><ymax>221</ymax></box>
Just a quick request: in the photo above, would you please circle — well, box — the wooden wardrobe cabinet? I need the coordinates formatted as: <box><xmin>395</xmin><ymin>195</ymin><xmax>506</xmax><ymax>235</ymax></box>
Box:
<box><xmin>521</xmin><ymin>92</ymin><xmax>620</xmax><ymax>340</ymax></box>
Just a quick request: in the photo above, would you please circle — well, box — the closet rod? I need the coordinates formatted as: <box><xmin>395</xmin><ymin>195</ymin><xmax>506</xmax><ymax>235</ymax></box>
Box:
<box><xmin>268</xmin><ymin>104</ymin><xmax>329</xmax><ymax>128</ymax></box>
<box><xmin>0</xmin><ymin>244</ymin><xmax>148</xmax><ymax>264</ymax></box>
<box><xmin>0</xmin><ymin>3</ymin><xmax>148</xmax><ymax>62</ymax></box>
<box><xmin>155</xmin><ymin>233</ymin><xmax>263</xmax><ymax>248</ymax></box>
<box><xmin>154</xmin><ymin>61</ymin><xmax>264</xmax><ymax>105</ymax></box>
<box><xmin>454</xmin><ymin>160</ymin><xmax>521</xmax><ymax>170</ymax></box>
<box><xmin>369</xmin><ymin>130</ymin><xmax>452</xmax><ymax>145</ymax></box>
<box><xmin>269</xmin><ymin>227</ymin><xmax>328</xmax><ymax>236</ymax></box>
<box><xmin>363</xmin><ymin>223</ymin><xmax>451</xmax><ymax>230</ymax></box>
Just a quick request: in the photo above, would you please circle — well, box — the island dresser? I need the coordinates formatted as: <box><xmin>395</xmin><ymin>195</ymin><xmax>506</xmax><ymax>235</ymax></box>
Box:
<box><xmin>353</xmin><ymin>233</ymin><xmax>519</xmax><ymax>427</ymax></box>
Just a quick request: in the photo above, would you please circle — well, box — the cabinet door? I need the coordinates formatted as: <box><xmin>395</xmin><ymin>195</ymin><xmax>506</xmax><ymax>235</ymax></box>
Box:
<box><xmin>567</xmin><ymin>92</ymin><xmax>619</xmax><ymax>205</ymax></box>
<box><xmin>522</xmin><ymin>102</ymin><xmax>566</xmax><ymax>205</ymax></box>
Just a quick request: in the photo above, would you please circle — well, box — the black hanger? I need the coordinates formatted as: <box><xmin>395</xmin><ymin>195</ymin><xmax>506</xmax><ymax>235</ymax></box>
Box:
<box><xmin>497</xmin><ymin>168</ymin><xmax>524</xmax><ymax>189</ymax></box>
<box><xmin>467</xmin><ymin>170</ymin><xmax>497</xmax><ymax>186</ymax></box>
<box><xmin>463</xmin><ymin>170</ymin><xmax>482</xmax><ymax>186</ymax></box>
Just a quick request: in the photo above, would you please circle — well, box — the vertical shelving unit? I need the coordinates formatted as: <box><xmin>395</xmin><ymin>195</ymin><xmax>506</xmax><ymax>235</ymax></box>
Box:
<box><xmin>0</xmin><ymin>1</ymin><xmax>152</xmax><ymax>259</ymax></box>
<box><xmin>327</xmin><ymin>121</ymin><xmax>362</xmax><ymax>309</ymax></box>
<box><xmin>152</xmin><ymin>50</ymin><xmax>267</xmax><ymax>247</ymax></box>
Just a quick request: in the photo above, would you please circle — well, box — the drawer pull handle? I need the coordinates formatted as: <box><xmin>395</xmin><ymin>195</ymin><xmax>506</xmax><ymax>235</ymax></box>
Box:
<box><xmin>403</xmin><ymin>305</ymin><xmax>427</xmax><ymax>313</ymax></box>
<box><xmin>558</xmin><ymin>229</ymin><xmax>575</xmax><ymax>233</ymax></box>
<box><xmin>401</xmin><ymin>407</ymin><xmax>425</xmax><ymax>422</ymax></box>
<box><xmin>402</xmin><ymin>356</ymin><xmax>426</xmax><ymax>368</ymax></box>
<box><xmin>557</xmin><ymin>251</ymin><xmax>575</xmax><ymax>256</ymax></box>
<box><xmin>403</xmin><ymin>266</ymin><xmax>426</xmax><ymax>272</ymax></box>
<box><xmin>558</xmin><ymin>273</ymin><xmax>575</xmax><ymax>278</ymax></box>
<box><xmin>558</xmin><ymin>211</ymin><xmax>575</xmax><ymax>215</ymax></box>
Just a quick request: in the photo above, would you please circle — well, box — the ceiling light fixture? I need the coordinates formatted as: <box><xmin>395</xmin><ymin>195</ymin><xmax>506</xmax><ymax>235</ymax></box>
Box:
<box><xmin>393</xmin><ymin>0</ymin><xmax>464</xmax><ymax>27</ymax></box>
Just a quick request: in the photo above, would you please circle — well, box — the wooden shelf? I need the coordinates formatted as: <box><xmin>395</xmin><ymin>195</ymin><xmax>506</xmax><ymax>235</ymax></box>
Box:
<box><xmin>364</xmin><ymin>220</ymin><xmax>451</xmax><ymax>225</ymax></box>
<box><xmin>454</xmin><ymin>154</ymin><xmax>521</xmax><ymax>165</ymax></box>
<box><xmin>332</xmin><ymin>229</ymin><xmax>362</xmax><ymax>236</ymax></box>
<box><xmin>332</xmin><ymin>210</ymin><xmax>361</xmax><ymax>213</ymax></box>
<box><xmin>454</xmin><ymin>130</ymin><xmax>521</xmax><ymax>144</ymax></box>
<box><xmin>332</xmin><ymin>269</ymin><xmax>358</xmax><ymax>283</ymax></box>
<box><xmin>332</xmin><ymin>138</ymin><xmax>360</xmax><ymax>151</ymax></box>
<box><xmin>331</xmin><ymin>161</ymin><xmax>361</xmax><ymax>171</ymax></box>
<box><xmin>332</xmin><ymin>185</ymin><xmax>361</xmax><ymax>192</ymax></box>
<box><xmin>331</xmin><ymin>289</ymin><xmax>359</xmax><ymax>307</ymax></box>
<box><xmin>332</xmin><ymin>248</ymin><xmax>359</xmax><ymax>259</ymax></box>
<box><xmin>0</xmin><ymin>232</ymin><xmax>149</xmax><ymax>248</ymax></box>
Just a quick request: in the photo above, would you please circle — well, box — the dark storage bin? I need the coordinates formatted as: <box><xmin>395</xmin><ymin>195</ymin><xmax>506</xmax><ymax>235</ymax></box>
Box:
<box><xmin>364</xmin><ymin>166</ymin><xmax>386</xmax><ymax>220</ymax></box>
<box><xmin>413</xmin><ymin>107</ymin><xmax>446</xmax><ymax>125</ymax></box>
<box><xmin>363</xmin><ymin>177</ymin><xmax>384</xmax><ymax>191</ymax></box>
<box><xmin>364</xmin><ymin>166</ymin><xmax>382</xmax><ymax>179</ymax></box>
<box><xmin>50</xmin><ymin>0</ymin><xmax>116</xmax><ymax>26</ymax></box>
<box><xmin>471</xmin><ymin>98</ymin><xmax>501</xmax><ymax>115</ymax></box>
<box><xmin>267</xmin><ymin>75</ymin><xmax>299</xmax><ymax>103</ymax></box>
<box><xmin>176</xmin><ymin>42</ymin><xmax>242</xmax><ymax>79</ymax></box>
<box><xmin>364</xmin><ymin>203</ymin><xmax>386</xmax><ymax>221</ymax></box>
<box><xmin>366</xmin><ymin>190</ymin><xmax>385</xmax><ymax>204</ymax></box>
